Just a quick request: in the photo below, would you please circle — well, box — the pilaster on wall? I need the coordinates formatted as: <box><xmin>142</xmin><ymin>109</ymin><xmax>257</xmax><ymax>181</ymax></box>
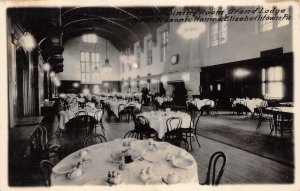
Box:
<box><xmin>185</xmin><ymin>69</ymin><xmax>200</xmax><ymax>96</ymax></box>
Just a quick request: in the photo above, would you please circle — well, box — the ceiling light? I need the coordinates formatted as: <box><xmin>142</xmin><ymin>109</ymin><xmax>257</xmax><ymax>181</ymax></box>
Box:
<box><xmin>177</xmin><ymin>22</ymin><xmax>206</xmax><ymax>40</ymax></box>
<box><xmin>103</xmin><ymin>39</ymin><xmax>111</xmax><ymax>67</ymax></box>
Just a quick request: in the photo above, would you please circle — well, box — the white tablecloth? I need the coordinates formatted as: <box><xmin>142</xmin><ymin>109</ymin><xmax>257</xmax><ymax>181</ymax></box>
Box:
<box><xmin>51</xmin><ymin>139</ymin><xmax>198</xmax><ymax>185</ymax></box>
<box><xmin>155</xmin><ymin>97</ymin><xmax>173</xmax><ymax>105</ymax></box>
<box><xmin>105</xmin><ymin>100</ymin><xmax>141</xmax><ymax>118</ymax></box>
<box><xmin>233</xmin><ymin>98</ymin><xmax>263</xmax><ymax>113</ymax></box>
<box><xmin>139</xmin><ymin>111</ymin><xmax>191</xmax><ymax>139</ymax></box>
<box><xmin>188</xmin><ymin>99</ymin><xmax>214</xmax><ymax>110</ymax></box>
<box><xmin>59</xmin><ymin>109</ymin><xmax>101</xmax><ymax>130</ymax></box>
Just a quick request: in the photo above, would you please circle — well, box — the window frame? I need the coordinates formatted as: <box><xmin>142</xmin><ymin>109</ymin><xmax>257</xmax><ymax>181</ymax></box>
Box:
<box><xmin>147</xmin><ymin>38</ymin><xmax>152</xmax><ymax>65</ymax></box>
<box><xmin>259</xmin><ymin>6</ymin><xmax>291</xmax><ymax>32</ymax></box>
<box><xmin>210</xmin><ymin>6</ymin><xmax>228</xmax><ymax>47</ymax></box>
<box><xmin>261</xmin><ymin>66</ymin><xmax>284</xmax><ymax>99</ymax></box>
<box><xmin>160</xmin><ymin>29</ymin><xmax>169</xmax><ymax>62</ymax></box>
<box><xmin>80</xmin><ymin>51</ymin><xmax>101</xmax><ymax>83</ymax></box>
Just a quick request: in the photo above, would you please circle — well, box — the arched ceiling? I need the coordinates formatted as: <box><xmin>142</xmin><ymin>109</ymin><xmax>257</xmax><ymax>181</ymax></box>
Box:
<box><xmin>8</xmin><ymin>6</ymin><xmax>174</xmax><ymax>51</ymax></box>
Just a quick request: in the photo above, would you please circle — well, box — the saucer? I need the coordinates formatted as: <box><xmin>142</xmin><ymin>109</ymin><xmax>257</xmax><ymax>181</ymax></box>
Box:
<box><xmin>161</xmin><ymin>176</ymin><xmax>181</xmax><ymax>184</ymax></box>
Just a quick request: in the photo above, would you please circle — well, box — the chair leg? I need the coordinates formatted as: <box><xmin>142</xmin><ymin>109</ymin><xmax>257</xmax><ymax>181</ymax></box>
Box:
<box><xmin>189</xmin><ymin>133</ymin><xmax>193</xmax><ymax>152</ymax></box>
<box><xmin>55</xmin><ymin>127</ymin><xmax>61</xmax><ymax>137</ymax></box>
<box><xmin>256</xmin><ymin>118</ymin><xmax>262</xmax><ymax>129</ymax></box>
<box><xmin>100</xmin><ymin>123</ymin><xmax>105</xmax><ymax>136</ymax></box>
<box><xmin>194</xmin><ymin>132</ymin><xmax>201</xmax><ymax>149</ymax></box>
<box><xmin>269</xmin><ymin>119</ymin><xmax>275</xmax><ymax>135</ymax></box>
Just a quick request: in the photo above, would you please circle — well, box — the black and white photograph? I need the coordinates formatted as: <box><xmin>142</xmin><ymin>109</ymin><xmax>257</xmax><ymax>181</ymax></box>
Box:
<box><xmin>0</xmin><ymin>0</ymin><xmax>298</xmax><ymax>190</ymax></box>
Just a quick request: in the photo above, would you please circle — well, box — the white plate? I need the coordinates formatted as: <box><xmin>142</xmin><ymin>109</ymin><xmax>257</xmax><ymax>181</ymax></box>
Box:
<box><xmin>171</xmin><ymin>157</ymin><xmax>193</xmax><ymax>169</ymax></box>
<box><xmin>146</xmin><ymin>179</ymin><xmax>163</xmax><ymax>185</ymax></box>
<box><xmin>162</xmin><ymin>177</ymin><xmax>181</xmax><ymax>184</ymax></box>
<box><xmin>110</xmin><ymin>153</ymin><xmax>122</xmax><ymax>163</ymax></box>
<box><xmin>66</xmin><ymin>170</ymin><xmax>84</xmax><ymax>180</ymax></box>
<box><xmin>52</xmin><ymin>163</ymin><xmax>77</xmax><ymax>175</ymax></box>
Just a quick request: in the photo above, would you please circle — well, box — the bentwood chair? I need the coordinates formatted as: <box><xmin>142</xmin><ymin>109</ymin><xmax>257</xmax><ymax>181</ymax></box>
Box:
<box><xmin>165</xmin><ymin>117</ymin><xmax>189</xmax><ymax>151</ymax></box>
<box><xmin>75</xmin><ymin>111</ymin><xmax>88</xmax><ymax>117</ymax></box>
<box><xmin>256</xmin><ymin>106</ymin><xmax>275</xmax><ymax>131</ymax></box>
<box><xmin>105</xmin><ymin>102</ymin><xmax>115</xmax><ymax>122</ymax></box>
<box><xmin>186</xmin><ymin>102</ymin><xmax>200</xmax><ymax>119</ymax></box>
<box><xmin>277</xmin><ymin>112</ymin><xmax>293</xmax><ymax>136</ymax></box>
<box><xmin>181</xmin><ymin>113</ymin><xmax>201</xmax><ymax>151</ymax></box>
<box><xmin>118</xmin><ymin>104</ymin><xmax>126</xmax><ymax>121</ymax></box>
<box><xmin>94</xmin><ymin>110</ymin><xmax>105</xmax><ymax>135</ymax></box>
<box><xmin>40</xmin><ymin>160</ymin><xmax>54</xmax><ymax>186</ymax></box>
<box><xmin>151</xmin><ymin>99</ymin><xmax>161</xmax><ymax>111</ymax></box>
<box><xmin>201</xmin><ymin>151</ymin><xmax>227</xmax><ymax>185</ymax></box>
<box><xmin>83</xmin><ymin>133</ymin><xmax>107</xmax><ymax>147</ymax></box>
<box><xmin>32</xmin><ymin>126</ymin><xmax>61</xmax><ymax>161</ymax></box>
<box><xmin>135</xmin><ymin>116</ymin><xmax>158</xmax><ymax>140</ymax></box>
<box><xmin>123</xmin><ymin>129</ymin><xmax>144</xmax><ymax>140</ymax></box>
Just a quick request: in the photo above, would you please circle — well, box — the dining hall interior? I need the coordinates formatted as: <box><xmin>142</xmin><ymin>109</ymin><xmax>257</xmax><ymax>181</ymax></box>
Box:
<box><xmin>5</xmin><ymin>5</ymin><xmax>295</xmax><ymax>187</ymax></box>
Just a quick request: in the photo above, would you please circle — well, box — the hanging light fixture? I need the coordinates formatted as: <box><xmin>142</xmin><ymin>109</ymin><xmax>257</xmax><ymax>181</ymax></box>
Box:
<box><xmin>104</xmin><ymin>39</ymin><xmax>111</xmax><ymax>67</ymax></box>
<box><xmin>177</xmin><ymin>22</ymin><xmax>206</xmax><ymax>40</ymax></box>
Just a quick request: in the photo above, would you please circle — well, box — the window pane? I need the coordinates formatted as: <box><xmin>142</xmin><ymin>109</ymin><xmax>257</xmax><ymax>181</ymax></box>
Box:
<box><xmin>268</xmin><ymin>67</ymin><xmax>275</xmax><ymax>81</ymax></box>
<box><xmin>262</xmin><ymin>68</ymin><xmax>266</xmax><ymax>81</ymax></box>
<box><xmin>262</xmin><ymin>82</ymin><xmax>266</xmax><ymax>95</ymax></box>
<box><xmin>86</xmin><ymin>74</ymin><xmax>90</xmax><ymax>82</ymax></box>
<box><xmin>91</xmin><ymin>53</ymin><xmax>95</xmax><ymax>62</ymax></box>
<box><xmin>268</xmin><ymin>82</ymin><xmax>283</xmax><ymax>98</ymax></box>
<box><xmin>86</xmin><ymin>62</ymin><xmax>90</xmax><ymax>72</ymax></box>
<box><xmin>96</xmin><ymin>53</ymin><xmax>100</xmax><ymax>62</ymax></box>
<box><xmin>91</xmin><ymin>62</ymin><xmax>95</xmax><ymax>72</ymax></box>
<box><xmin>85</xmin><ymin>52</ymin><xmax>90</xmax><ymax>62</ymax></box>
<box><xmin>81</xmin><ymin>63</ymin><xmax>85</xmax><ymax>72</ymax></box>
<box><xmin>262</xmin><ymin>21</ymin><xmax>273</xmax><ymax>32</ymax></box>
<box><xmin>274</xmin><ymin>66</ymin><xmax>283</xmax><ymax>81</ymax></box>
<box><xmin>81</xmin><ymin>52</ymin><xmax>85</xmax><ymax>61</ymax></box>
<box><xmin>277</xmin><ymin>6</ymin><xmax>290</xmax><ymax>27</ymax></box>
<box><xmin>82</xmin><ymin>35</ymin><xmax>87</xmax><ymax>43</ymax></box>
<box><xmin>261</xmin><ymin>6</ymin><xmax>274</xmax><ymax>32</ymax></box>
<box><xmin>95</xmin><ymin>63</ymin><xmax>100</xmax><ymax>72</ymax></box>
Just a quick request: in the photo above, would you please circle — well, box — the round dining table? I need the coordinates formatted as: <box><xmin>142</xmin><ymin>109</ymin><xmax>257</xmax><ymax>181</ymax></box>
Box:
<box><xmin>58</xmin><ymin>108</ymin><xmax>101</xmax><ymax>130</ymax></box>
<box><xmin>138</xmin><ymin>111</ymin><xmax>192</xmax><ymax>139</ymax></box>
<box><xmin>51</xmin><ymin>139</ymin><xmax>198</xmax><ymax>186</ymax></box>
<box><xmin>265</xmin><ymin>106</ymin><xmax>293</xmax><ymax>135</ymax></box>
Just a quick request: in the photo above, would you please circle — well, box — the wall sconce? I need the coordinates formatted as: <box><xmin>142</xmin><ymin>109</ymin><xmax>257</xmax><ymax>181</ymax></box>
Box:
<box><xmin>93</xmin><ymin>85</ymin><xmax>100</xmax><ymax>94</ymax></box>
<box><xmin>52</xmin><ymin>76</ymin><xmax>61</xmax><ymax>87</ymax></box>
<box><xmin>49</xmin><ymin>71</ymin><xmax>56</xmax><ymax>78</ymax></box>
<box><xmin>43</xmin><ymin>63</ymin><xmax>51</xmax><ymax>72</ymax></box>
<box><xmin>73</xmin><ymin>82</ymin><xmax>80</xmax><ymax>88</ymax></box>
<box><xmin>104</xmin><ymin>82</ymin><xmax>109</xmax><ymax>87</ymax></box>
<box><xmin>234</xmin><ymin>68</ymin><xmax>251</xmax><ymax>78</ymax></box>
<box><xmin>12</xmin><ymin>32</ymin><xmax>37</xmax><ymax>51</ymax></box>
<box><xmin>217</xmin><ymin>84</ymin><xmax>221</xmax><ymax>91</ymax></box>
<box><xmin>82</xmin><ymin>87</ymin><xmax>90</xmax><ymax>96</ymax></box>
